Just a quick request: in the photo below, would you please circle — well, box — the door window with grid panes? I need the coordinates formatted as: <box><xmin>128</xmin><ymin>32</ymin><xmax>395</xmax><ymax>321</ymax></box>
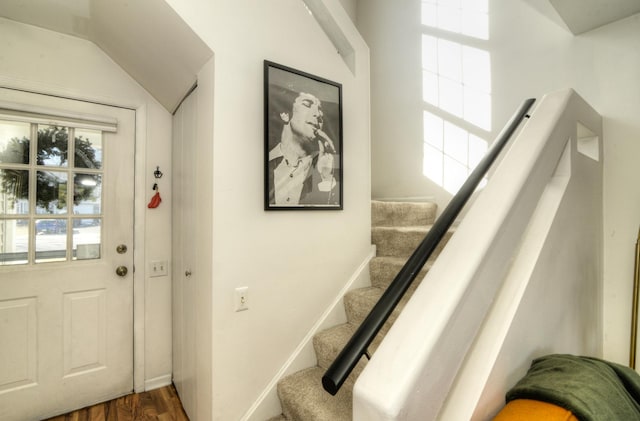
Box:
<box><xmin>0</xmin><ymin>118</ymin><xmax>106</xmax><ymax>265</ymax></box>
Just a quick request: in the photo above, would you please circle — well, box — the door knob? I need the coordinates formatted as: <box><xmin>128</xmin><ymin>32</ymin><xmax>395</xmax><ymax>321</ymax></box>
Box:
<box><xmin>116</xmin><ymin>266</ymin><xmax>128</xmax><ymax>277</ymax></box>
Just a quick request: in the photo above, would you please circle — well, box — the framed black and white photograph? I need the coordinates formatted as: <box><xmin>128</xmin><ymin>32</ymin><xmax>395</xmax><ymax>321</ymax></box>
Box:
<box><xmin>264</xmin><ymin>60</ymin><xmax>343</xmax><ymax>210</ymax></box>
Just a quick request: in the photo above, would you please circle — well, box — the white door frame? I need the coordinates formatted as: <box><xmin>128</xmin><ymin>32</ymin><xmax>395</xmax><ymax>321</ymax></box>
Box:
<box><xmin>0</xmin><ymin>76</ymin><xmax>150</xmax><ymax>393</ymax></box>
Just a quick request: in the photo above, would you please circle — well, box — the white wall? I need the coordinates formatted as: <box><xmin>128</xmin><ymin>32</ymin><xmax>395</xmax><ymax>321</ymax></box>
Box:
<box><xmin>358</xmin><ymin>0</ymin><xmax>640</xmax><ymax>367</ymax></box>
<box><xmin>164</xmin><ymin>1</ymin><xmax>371</xmax><ymax>419</ymax></box>
<box><xmin>357</xmin><ymin>0</ymin><xmax>445</xmax><ymax>205</ymax></box>
<box><xmin>0</xmin><ymin>18</ymin><xmax>174</xmax><ymax>390</ymax></box>
<box><xmin>339</xmin><ymin>0</ymin><xmax>358</xmax><ymax>23</ymax></box>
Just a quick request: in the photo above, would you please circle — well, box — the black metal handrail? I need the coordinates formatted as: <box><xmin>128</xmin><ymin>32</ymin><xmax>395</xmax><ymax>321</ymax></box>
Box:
<box><xmin>322</xmin><ymin>98</ymin><xmax>536</xmax><ymax>395</ymax></box>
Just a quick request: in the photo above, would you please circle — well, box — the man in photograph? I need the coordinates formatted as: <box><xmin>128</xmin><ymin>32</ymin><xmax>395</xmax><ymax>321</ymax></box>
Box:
<box><xmin>267</xmin><ymin>91</ymin><xmax>339</xmax><ymax>206</ymax></box>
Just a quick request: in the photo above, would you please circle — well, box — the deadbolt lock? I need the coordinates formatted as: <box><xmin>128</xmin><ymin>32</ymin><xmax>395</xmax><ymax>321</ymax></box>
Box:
<box><xmin>116</xmin><ymin>244</ymin><xmax>128</xmax><ymax>254</ymax></box>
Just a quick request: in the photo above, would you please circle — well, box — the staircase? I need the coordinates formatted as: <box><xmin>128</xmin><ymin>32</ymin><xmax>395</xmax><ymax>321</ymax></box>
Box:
<box><xmin>268</xmin><ymin>200</ymin><xmax>451</xmax><ymax>421</ymax></box>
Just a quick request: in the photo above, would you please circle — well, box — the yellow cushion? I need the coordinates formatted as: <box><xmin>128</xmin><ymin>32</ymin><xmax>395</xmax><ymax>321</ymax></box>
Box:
<box><xmin>493</xmin><ymin>399</ymin><xmax>578</xmax><ymax>421</ymax></box>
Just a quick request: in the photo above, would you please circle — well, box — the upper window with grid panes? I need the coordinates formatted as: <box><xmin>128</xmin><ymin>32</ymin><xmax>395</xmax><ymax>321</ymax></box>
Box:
<box><xmin>0</xmin><ymin>119</ymin><xmax>104</xmax><ymax>265</ymax></box>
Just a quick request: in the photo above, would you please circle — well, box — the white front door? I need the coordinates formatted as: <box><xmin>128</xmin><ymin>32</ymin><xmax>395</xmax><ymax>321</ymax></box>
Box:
<box><xmin>0</xmin><ymin>88</ymin><xmax>135</xmax><ymax>420</ymax></box>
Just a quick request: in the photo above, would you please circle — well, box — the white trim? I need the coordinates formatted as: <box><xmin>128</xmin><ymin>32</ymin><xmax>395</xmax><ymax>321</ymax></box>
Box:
<box><xmin>241</xmin><ymin>246</ymin><xmax>377</xmax><ymax>421</ymax></box>
<box><xmin>0</xmin><ymin>101</ymin><xmax>118</xmax><ymax>132</ymax></box>
<box><xmin>133</xmin><ymin>103</ymin><xmax>148</xmax><ymax>393</ymax></box>
<box><xmin>144</xmin><ymin>374</ymin><xmax>173</xmax><ymax>391</ymax></box>
<box><xmin>0</xmin><ymin>77</ymin><xmax>142</xmax><ymax>111</ymax></box>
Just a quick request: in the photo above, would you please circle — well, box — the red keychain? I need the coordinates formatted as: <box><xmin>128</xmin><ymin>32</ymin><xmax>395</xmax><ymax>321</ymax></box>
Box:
<box><xmin>148</xmin><ymin>183</ymin><xmax>162</xmax><ymax>208</ymax></box>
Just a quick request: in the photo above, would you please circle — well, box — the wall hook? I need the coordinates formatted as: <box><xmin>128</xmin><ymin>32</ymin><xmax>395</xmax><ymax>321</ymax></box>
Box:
<box><xmin>154</xmin><ymin>166</ymin><xmax>163</xmax><ymax>179</ymax></box>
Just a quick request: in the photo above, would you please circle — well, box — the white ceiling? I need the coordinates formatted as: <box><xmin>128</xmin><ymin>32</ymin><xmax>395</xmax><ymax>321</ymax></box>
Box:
<box><xmin>0</xmin><ymin>0</ymin><xmax>213</xmax><ymax>113</ymax></box>
<box><xmin>1</xmin><ymin>0</ymin><xmax>638</xmax><ymax>109</ymax></box>
<box><xmin>547</xmin><ymin>0</ymin><xmax>640</xmax><ymax>34</ymax></box>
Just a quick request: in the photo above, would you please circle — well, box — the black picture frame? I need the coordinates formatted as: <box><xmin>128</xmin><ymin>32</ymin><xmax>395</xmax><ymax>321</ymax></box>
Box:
<box><xmin>264</xmin><ymin>60</ymin><xmax>343</xmax><ymax>210</ymax></box>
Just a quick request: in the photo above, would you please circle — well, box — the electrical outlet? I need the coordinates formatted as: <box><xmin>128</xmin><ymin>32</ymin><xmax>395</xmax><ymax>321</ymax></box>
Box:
<box><xmin>235</xmin><ymin>287</ymin><xmax>249</xmax><ymax>312</ymax></box>
<box><xmin>149</xmin><ymin>260</ymin><xmax>168</xmax><ymax>277</ymax></box>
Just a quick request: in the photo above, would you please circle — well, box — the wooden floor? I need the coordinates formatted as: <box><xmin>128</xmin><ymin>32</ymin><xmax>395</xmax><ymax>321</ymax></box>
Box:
<box><xmin>44</xmin><ymin>384</ymin><xmax>189</xmax><ymax>421</ymax></box>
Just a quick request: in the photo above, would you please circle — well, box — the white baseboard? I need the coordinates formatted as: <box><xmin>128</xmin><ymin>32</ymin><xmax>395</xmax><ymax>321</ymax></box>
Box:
<box><xmin>145</xmin><ymin>374</ymin><xmax>173</xmax><ymax>391</ymax></box>
<box><xmin>241</xmin><ymin>246</ymin><xmax>376</xmax><ymax>421</ymax></box>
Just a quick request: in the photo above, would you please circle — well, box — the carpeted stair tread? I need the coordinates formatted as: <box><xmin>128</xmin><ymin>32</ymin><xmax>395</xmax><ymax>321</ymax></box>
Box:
<box><xmin>371</xmin><ymin>225</ymin><xmax>430</xmax><ymax>258</ymax></box>
<box><xmin>277</xmin><ymin>367</ymin><xmax>353</xmax><ymax>421</ymax></box>
<box><xmin>313</xmin><ymin>323</ymin><xmax>383</xmax><ymax>381</ymax></box>
<box><xmin>314</xmin><ymin>323</ymin><xmax>358</xmax><ymax>370</ymax></box>
<box><xmin>344</xmin><ymin>286</ymin><xmax>419</xmax><ymax>336</ymax></box>
<box><xmin>372</xmin><ymin>225</ymin><xmax>454</xmax><ymax>258</ymax></box>
<box><xmin>369</xmin><ymin>255</ymin><xmax>434</xmax><ymax>289</ymax></box>
<box><xmin>344</xmin><ymin>287</ymin><xmax>384</xmax><ymax>324</ymax></box>
<box><xmin>372</xmin><ymin>200</ymin><xmax>437</xmax><ymax>227</ymax></box>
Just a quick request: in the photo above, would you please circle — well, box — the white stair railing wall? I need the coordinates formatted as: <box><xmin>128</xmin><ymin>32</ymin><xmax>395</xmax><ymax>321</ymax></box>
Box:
<box><xmin>353</xmin><ymin>88</ymin><xmax>603</xmax><ymax>421</ymax></box>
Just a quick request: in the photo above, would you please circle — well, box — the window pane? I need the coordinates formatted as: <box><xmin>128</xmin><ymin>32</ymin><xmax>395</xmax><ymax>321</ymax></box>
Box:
<box><xmin>0</xmin><ymin>169</ymin><xmax>29</xmax><ymax>214</ymax></box>
<box><xmin>423</xmin><ymin>71</ymin><xmax>439</xmax><ymax>106</ymax></box>
<box><xmin>421</xmin><ymin>2</ymin><xmax>437</xmax><ymax>27</ymax></box>
<box><xmin>37</xmin><ymin>126</ymin><xmax>68</xmax><ymax>167</ymax></box>
<box><xmin>423</xmin><ymin>111</ymin><xmax>444</xmax><ymax>149</ymax></box>
<box><xmin>0</xmin><ymin>121</ymin><xmax>30</xmax><ymax>164</ymax></box>
<box><xmin>36</xmin><ymin>219</ymin><xmax>67</xmax><ymax>263</ymax></box>
<box><xmin>75</xmin><ymin>129</ymin><xmax>103</xmax><ymax>169</ymax></box>
<box><xmin>439</xmin><ymin>78</ymin><xmax>463</xmax><ymax>117</ymax></box>
<box><xmin>461</xmin><ymin>0</ymin><xmax>488</xmax><ymax>13</ymax></box>
<box><xmin>462</xmin><ymin>46</ymin><xmax>491</xmax><ymax>93</ymax></box>
<box><xmin>443</xmin><ymin>121</ymin><xmax>468</xmax><ymax>164</ymax></box>
<box><xmin>464</xmin><ymin>88</ymin><xmax>491</xmax><ymax>131</ymax></box>
<box><xmin>35</xmin><ymin>218</ymin><xmax>67</xmax><ymax>263</ymax></box>
<box><xmin>438</xmin><ymin>0</ymin><xmax>461</xmax><ymax>8</ymax></box>
<box><xmin>36</xmin><ymin>171</ymin><xmax>68</xmax><ymax>214</ymax></box>
<box><xmin>443</xmin><ymin>155</ymin><xmax>468</xmax><ymax>194</ymax></box>
<box><xmin>73</xmin><ymin>174</ymin><xmax>102</xmax><ymax>214</ymax></box>
<box><xmin>437</xmin><ymin>5</ymin><xmax>461</xmax><ymax>33</ymax></box>
<box><xmin>422</xmin><ymin>35</ymin><xmax>438</xmax><ymax>72</ymax></box>
<box><xmin>462</xmin><ymin>10</ymin><xmax>488</xmax><ymax>39</ymax></box>
<box><xmin>438</xmin><ymin>39</ymin><xmax>462</xmax><ymax>82</ymax></box>
<box><xmin>0</xmin><ymin>219</ymin><xmax>28</xmax><ymax>265</ymax></box>
<box><xmin>423</xmin><ymin>143</ymin><xmax>443</xmax><ymax>185</ymax></box>
<box><xmin>469</xmin><ymin>133</ymin><xmax>488</xmax><ymax>168</ymax></box>
<box><xmin>73</xmin><ymin>218</ymin><xmax>101</xmax><ymax>260</ymax></box>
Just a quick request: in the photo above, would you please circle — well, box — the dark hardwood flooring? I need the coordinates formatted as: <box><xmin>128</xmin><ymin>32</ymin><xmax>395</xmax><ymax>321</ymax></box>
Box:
<box><xmin>44</xmin><ymin>384</ymin><xmax>189</xmax><ymax>421</ymax></box>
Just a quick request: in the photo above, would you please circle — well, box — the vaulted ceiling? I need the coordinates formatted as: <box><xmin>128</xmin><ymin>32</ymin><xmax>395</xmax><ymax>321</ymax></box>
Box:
<box><xmin>548</xmin><ymin>0</ymin><xmax>640</xmax><ymax>34</ymax></box>
<box><xmin>0</xmin><ymin>0</ymin><xmax>638</xmax><ymax>112</ymax></box>
<box><xmin>0</xmin><ymin>0</ymin><xmax>213</xmax><ymax>113</ymax></box>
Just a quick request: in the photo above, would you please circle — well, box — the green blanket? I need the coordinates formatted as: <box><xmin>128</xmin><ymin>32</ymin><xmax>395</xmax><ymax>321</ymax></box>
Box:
<box><xmin>506</xmin><ymin>354</ymin><xmax>640</xmax><ymax>421</ymax></box>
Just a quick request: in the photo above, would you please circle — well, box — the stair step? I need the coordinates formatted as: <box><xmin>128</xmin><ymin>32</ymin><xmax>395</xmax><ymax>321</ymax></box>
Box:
<box><xmin>372</xmin><ymin>200</ymin><xmax>437</xmax><ymax>227</ymax></box>
<box><xmin>372</xmin><ymin>225</ymin><xmax>453</xmax><ymax>258</ymax></box>
<box><xmin>277</xmin><ymin>367</ymin><xmax>353</xmax><ymax>421</ymax></box>
<box><xmin>369</xmin><ymin>255</ymin><xmax>434</xmax><ymax>289</ymax></box>
<box><xmin>344</xmin><ymin>286</ymin><xmax>419</xmax><ymax>336</ymax></box>
<box><xmin>272</xmin><ymin>201</ymin><xmax>442</xmax><ymax>421</ymax></box>
<box><xmin>314</xmin><ymin>323</ymin><xmax>377</xmax><ymax>381</ymax></box>
<box><xmin>314</xmin><ymin>323</ymin><xmax>358</xmax><ymax>370</ymax></box>
<box><xmin>344</xmin><ymin>286</ymin><xmax>384</xmax><ymax>326</ymax></box>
